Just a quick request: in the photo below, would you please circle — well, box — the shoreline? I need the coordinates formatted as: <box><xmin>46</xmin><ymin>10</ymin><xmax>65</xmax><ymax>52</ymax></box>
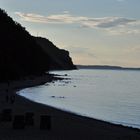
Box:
<box><xmin>18</xmin><ymin>92</ymin><xmax>140</xmax><ymax>130</ymax></box>
<box><xmin>0</xmin><ymin>74</ymin><xmax>140</xmax><ymax>139</ymax></box>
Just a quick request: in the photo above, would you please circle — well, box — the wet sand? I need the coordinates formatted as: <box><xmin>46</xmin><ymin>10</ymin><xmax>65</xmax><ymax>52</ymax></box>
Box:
<box><xmin>0</xmin><ymin>74</ymin><xmax>140</xmax><ymax>140</ymax></box>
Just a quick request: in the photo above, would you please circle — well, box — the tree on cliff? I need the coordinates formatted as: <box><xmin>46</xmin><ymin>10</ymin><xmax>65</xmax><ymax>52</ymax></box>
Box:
<box><xmin>0</xmin><ymin>9</ymin><xmax>50</xmax><ymax>81</ymax></box>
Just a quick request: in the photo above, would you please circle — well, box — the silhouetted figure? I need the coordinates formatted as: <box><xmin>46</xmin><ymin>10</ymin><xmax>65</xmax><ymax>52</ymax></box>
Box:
<box><xmin>40</xmin><ymin>115</ymin><xmax>51</xmax><ymax>130</ymax></box>
<box><xmin>1</xmin><ymin>109</ymin><xmax>12</xmax><ymax>122</ymax></box>
<box><xmin>25</xmin><ymin>112</ymin><xmax>34</xmax><ymax>126</ymax></box>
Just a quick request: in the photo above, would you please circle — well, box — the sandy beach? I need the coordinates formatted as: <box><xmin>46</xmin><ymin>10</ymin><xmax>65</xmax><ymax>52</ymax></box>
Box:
<box><xmin>0</xmin><ymin>74</ymin><xmax>140</xmax><ymax>140</ymax></box>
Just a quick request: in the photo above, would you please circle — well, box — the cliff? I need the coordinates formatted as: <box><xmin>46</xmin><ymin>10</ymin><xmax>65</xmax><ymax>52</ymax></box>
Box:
<box><xmin>35</xmin><ymin>37</ymin><xmax>76</xmax><ymax>70</ymax></box>
<box><xmin>0</xmin><ymin>9</ymin><xmax>49</xmax><ymax>81</ymax></box>
<box><xmin>0</xmin><ymin>8</ymin><xmax>76</xmax><ymax>81</ymax></box>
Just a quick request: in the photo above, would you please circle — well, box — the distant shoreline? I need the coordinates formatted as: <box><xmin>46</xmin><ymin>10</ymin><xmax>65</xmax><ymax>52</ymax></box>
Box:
<box><xmin>77</xmin><ymin>65</ymin><xmax>140</xmax><ymax>71</ymax></box>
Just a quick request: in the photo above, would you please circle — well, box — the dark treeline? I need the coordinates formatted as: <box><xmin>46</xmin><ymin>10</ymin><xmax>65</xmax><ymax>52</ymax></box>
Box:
<box><xmin>35</xmin><ymin>37</ymin><xmax>76</xmax><ymax>70</ymax></box>
<box><xmin>0</xmin><ymin>9</ymin><xmax>50</xmax><ymax>82</ymax></box>
<box><xmin>0</xmin><ymin>9</ymin><xmax>76</xmax><ymax>82</ymax></box>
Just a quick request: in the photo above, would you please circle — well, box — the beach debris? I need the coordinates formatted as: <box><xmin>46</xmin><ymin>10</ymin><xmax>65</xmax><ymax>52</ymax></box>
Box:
<box><xmin>1</xmin><ymin>109</ymin><xmax>12</xmax><ymax>122</ymax></box>
<box><xmin>13</xmin><ymin>115</ymin><xmax>25</xmax><ymax>129</ymax></box>
<box><xmin>40</xmin><ymin>115</ymin><xmax>51</xmax><ymax>130</ymax></box>
<box><xmin>25</xmin><ymin>112</ymin><xmax>34</xmax><ymax>126</ymax></box>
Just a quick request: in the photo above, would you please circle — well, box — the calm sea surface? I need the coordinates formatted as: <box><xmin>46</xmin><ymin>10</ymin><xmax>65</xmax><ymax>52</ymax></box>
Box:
<box><xmin>18</xmin><ymin>69</ymin><xmax>140</xmax><ymax>129</ymax></box>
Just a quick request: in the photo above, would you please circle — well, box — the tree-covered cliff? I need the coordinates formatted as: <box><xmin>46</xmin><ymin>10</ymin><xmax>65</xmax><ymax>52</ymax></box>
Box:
<box><xmin>35</xmin><ymin>37</ymin><xmax>76</xmax><ymax>70</ymax></box>
<box><xmin>0</xmin><ymin>8</ymin><xmax>76</xmax><ymax>82</ymax></box>
<box><xmin>0</xmin><ymin>9</ymin><xmax>50</xmax><ymax>81</ymax></box>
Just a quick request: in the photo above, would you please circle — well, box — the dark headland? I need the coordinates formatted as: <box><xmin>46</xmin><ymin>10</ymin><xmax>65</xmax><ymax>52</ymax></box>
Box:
<box><xmin>0</xmin><ymin>8</ymin><xmax>76</xmax><ymax>82</ymax></box>
<box><xmin>0</xmin><ymin>9</ymin><xmax>140</xmax><ymax>140</ymax></box>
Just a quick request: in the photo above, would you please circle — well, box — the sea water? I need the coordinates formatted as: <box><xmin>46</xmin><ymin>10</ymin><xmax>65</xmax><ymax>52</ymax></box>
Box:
<box><xmin>18</xmin><ymin>69</ymin><xmax>140</xmax><ymax>129</ymax></box>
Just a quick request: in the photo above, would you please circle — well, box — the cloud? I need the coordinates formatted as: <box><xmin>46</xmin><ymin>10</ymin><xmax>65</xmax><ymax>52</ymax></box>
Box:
<box><xmin>81</xmin><ymin>17</ymin><xmax>136</xmax><ymax>29</ymax></box>
<box><xmin>124</xmin><ymin>46</ymin><xmax>140</xmax><ymax>54</ymax></box>
<box><xmin>63</xmin><ymin>11</ymin><xmax>70</xmax><ymax>14</ymax></box>
<box><xmin>15</xmin><ymin>12</ymin><xmax>87</xmax><ymax>24</ymax></box>
<box><xmin>15</xmin><ymin>12</ymin><xmax>140</xmax><ymax>35</ymax></box>
<box><xmin>106</xmin><ymin>28</ymin><xmax>140</xmax><ymax>35</ymax></box>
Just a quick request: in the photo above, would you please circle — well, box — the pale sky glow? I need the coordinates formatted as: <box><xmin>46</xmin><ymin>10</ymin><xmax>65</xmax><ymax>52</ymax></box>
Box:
<box><xmin>1</xmin><ymin>0</ymin><xmax>140</xmax><ymax>67</ymax></box>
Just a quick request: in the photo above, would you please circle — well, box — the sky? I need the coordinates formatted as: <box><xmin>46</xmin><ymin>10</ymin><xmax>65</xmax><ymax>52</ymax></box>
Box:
<box><xmin>0</xmin><ymin>0</ymin><xmax>140</xmax><ymax>67</ymax></box>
